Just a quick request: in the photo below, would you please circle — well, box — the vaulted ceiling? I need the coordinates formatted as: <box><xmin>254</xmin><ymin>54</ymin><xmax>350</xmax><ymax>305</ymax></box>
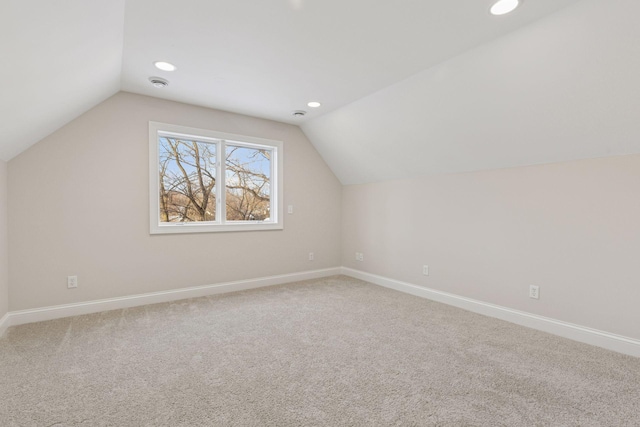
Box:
<box><xmin>3</xmin><ymin>0</ymin><xmax>640</xmax><ymax>184</ymax></box>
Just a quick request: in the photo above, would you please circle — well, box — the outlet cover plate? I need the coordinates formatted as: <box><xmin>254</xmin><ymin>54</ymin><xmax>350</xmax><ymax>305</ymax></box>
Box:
<box><xmin>529</xmin><ymin>285</ymin><xmax>539</xmax><ymax>299</ymax></box>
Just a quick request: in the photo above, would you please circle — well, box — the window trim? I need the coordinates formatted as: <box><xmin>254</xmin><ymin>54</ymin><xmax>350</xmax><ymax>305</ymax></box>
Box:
<box><xmin>149</xmin><ymin>121</ymin><xmax>284</xmax><ymax>234</ymax></box>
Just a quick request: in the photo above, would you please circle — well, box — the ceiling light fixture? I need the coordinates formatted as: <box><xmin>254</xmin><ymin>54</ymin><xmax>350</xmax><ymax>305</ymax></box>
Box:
<box><xmin>149</xmin><ymin>77</ymin><xmax>169</xmax><ymax>88</ymax></box>
<box><xmin>307</xmin><ymin>101</ymin><xmax>321</xmax><ymax>108</ymax></box>
<box><xmin>490</xmin><ymin>0</ymin><xmax>520</xmax><ymax>16</ymax></box>
<box><xmin>154</xmin><ymin>61</ymin><xmax>177</xmax><ymax>71</ymax></box>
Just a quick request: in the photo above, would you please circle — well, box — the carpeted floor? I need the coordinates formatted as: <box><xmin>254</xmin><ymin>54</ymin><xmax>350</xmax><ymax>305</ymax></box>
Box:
<box><xmin>1</xmin><ymin>275</ymin><xmax>639</xmax><ymax>426</ymax></box>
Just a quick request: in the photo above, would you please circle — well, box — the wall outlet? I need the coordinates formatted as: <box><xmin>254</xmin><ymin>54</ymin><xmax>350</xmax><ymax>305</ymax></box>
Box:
<box><xmin>67</xmin><ymin>275</ymin><xmax>78</xmax><ymax>289</ymax></box>
<box><xmin>308</xmin><ymin>252</ymin><xmax>314</xmax><ymax>261</ymax></box>
<box><xmin>355</xmin><ymin>252</ymin><xmax>364</xmax><ymax>262</ymax></box>
<box><xmin>529</xmin><ymin>285</ymin><xmax>540</xmax><ymax>299</ymax></box>
<box><xmin>422</xmin><ymin>265</ymin><xmax>429</xmax><ymax>276</ymax></box>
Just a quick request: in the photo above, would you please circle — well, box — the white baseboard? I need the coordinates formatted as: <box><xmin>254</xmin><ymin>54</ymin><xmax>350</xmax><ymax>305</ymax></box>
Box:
<box><xmin>341</xmin><ymin>267</ymin><xmax>640</xmax><ymax>358</ymax></box>
<box><xmin>2</xmin><ymin>267</ymin><xmax>341</xmax><ymax>334</ymax></box>
<box><xmin>4</xmin><ymin>266</ymin><xmax>639</xmax><ymax>358</ymax></box>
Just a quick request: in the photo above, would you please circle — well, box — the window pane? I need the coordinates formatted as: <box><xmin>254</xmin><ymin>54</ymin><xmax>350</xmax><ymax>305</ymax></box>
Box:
<box><xmin>225</xmin><ymin>145</ymin><xmax>271</xmax><ymax>221</ymax></box>
<box><xmin>158</xmin><ymin>137</ymin><xmax>216</xmax><ymax>223</ymax></box>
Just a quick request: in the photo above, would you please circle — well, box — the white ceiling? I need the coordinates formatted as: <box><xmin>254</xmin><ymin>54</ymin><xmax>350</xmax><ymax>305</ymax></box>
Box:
<box><xmin>303</xmin><ymin>0</ymin><xmax>640</xmax><ymax>184</ymax></box>
<box><xmin>7</xmin><ymin>0</ymin><xmax>635</xmax><ymax>186</ymax></box>
<box><xmin>0</xmin><ymin>0</ymin><xmax>125</xmax><ymax>160</ymax></box>
<box><xmin>119</xmin><ymin>0</ymin><xmax>579</xmax><ymax>126</ymax></box>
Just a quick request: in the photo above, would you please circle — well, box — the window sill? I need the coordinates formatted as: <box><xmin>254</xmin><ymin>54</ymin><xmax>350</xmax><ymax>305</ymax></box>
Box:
<box><xmin>150</xmin><ymin>222</ymin><xmax>284</xmax><ymax>235</ymax></box>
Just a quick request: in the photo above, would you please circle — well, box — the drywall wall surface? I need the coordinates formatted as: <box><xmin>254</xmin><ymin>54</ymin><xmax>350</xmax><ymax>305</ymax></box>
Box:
<box><xmin>342</xmin><ymin>154</ymin><xmax>640</xmax><ymax>340</ymax></box>
<box><xmin>8</xmin><ymin>92</ymin><xmax>342</xmax><ymax>311</ymax></box>
<box><xmin>0</xmin><ymin>160</ymin><xmax>8</xmax><ymax>319</ymax></box>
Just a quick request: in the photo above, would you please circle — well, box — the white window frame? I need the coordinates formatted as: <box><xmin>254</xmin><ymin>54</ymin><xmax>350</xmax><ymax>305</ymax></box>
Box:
<box><xmin>149</xmin><ymin>121</ymin><xmax>283</xmax><ymax>234</ymax></box>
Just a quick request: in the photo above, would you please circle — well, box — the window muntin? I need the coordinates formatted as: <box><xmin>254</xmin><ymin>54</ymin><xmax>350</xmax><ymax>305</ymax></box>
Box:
<box><xmin>149</xmin><ymin>122</ymin><xmax>283</xmax><ymax>234</ymax></box>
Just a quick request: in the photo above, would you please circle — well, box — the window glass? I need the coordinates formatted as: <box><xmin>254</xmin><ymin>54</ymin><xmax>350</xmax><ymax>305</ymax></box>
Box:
<box><xmin>159</xmin><ymin>137</ymin><xmax>216</xmax><ymax>223</ymax></box>
<box><xmin>225</xmin><ymin>144</ymin><xmax>271</xmax><ymax>221</ymax></box>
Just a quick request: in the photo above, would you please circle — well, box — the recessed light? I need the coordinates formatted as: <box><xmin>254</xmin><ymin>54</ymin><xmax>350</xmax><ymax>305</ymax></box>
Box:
<box><xmin>154</xmin><ymin>61</ymin><xmax>177</xmax><ymax>71</ymax></box>
<box><xmin>307</xmin><ymin>101</ymin><xmax>321</xmax><ymax>108</ymax></box>
<box><xmin>292</xmin><ymin>110</ymin><xmax>307</xmax><ymax>117</ymax></box>
<box><xmin>490</xmin><ymin>0</ymin><xmax>520</xmax><ymax>16</ymax></box>
<box><xmin>149</xmin><ymin>77</ymin><xmax>169</xmax><ymax>88</ymax></box>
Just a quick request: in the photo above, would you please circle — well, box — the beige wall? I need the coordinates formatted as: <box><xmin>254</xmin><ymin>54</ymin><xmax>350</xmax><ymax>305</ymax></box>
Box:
<box><xmin>0</xmin><ymin>160</ymin><xmax>8</xmax><ymax>319</ymax></box>
<box><xmin>8</xmin><ymin>92</ymin><xmax>342</xmax><ymax>311</ymax></box>
<box><xmin>342</xmin><ymin>155</ymin><xmax>640</xmax><ymax>340</ymax></box>
<box><xmin>7</xmin><ymin>90</ymin><xmax>639</xmax><ymax>344</ymax></box>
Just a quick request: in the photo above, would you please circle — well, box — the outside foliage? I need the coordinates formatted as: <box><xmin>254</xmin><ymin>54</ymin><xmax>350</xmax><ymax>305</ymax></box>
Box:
<box><xmin>224</xmin><ymin>145</ymin><xmax>271</xmax><ymax>221</ymax></box>
<box><xmin>158</xmin><ymin>137</ymin><xmax>271</xmax><ymax>223</ymax></box>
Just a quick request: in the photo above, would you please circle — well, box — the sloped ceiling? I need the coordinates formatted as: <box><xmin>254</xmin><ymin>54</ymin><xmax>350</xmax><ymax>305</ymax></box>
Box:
<box><xmin>0</xmin><ymin>0</ymin><xmax>125</xmax><ymax>160</ymax></box>
<box><xmin>119</xmin><ymin>0</ymin><xmax>579</xmax><ymax>126</ymax></box>
<box><xmin>7</xmin><ymin>0</ymin><xmax>638</xmax><ymax>186</ymax></box>
<box><xmin>302</xmin><ymin>0</ymin><xmax>640</xmax><ymax>184</ymax></box>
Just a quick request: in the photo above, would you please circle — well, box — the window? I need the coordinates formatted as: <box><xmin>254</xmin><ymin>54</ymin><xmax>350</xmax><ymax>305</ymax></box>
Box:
<box><xmin>149</xmin><ymin>122</ymin><xmax>283</xmax><ymax>234</ymax></box>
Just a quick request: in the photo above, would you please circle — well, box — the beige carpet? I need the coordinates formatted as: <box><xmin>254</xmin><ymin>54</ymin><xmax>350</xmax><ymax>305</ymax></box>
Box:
<box><xmin>1</xmin><ymin>275</ymin><xmax>639</xmax><ymax>426</ymax></box>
